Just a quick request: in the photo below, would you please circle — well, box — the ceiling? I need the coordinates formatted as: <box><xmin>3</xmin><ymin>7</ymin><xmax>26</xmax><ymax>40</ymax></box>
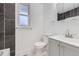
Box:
<box><xmin>56</xmin><ymin>3</ymin><xmax>79</xmax><ymax>13</ymax></box>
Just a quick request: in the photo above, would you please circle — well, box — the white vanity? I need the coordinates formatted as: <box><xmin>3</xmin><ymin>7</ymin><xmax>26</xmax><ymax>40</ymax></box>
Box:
<box><xmin>48</xmin><ymin>35</ymin><xmax>79</xmax><ymax>56</ymax></box>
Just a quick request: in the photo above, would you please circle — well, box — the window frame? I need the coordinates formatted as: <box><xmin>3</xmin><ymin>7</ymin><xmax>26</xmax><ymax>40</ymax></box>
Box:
<box><xmin>16</xmin><ymin>3</ymin><xmax>31</xmax><ymax>29</ymax></box>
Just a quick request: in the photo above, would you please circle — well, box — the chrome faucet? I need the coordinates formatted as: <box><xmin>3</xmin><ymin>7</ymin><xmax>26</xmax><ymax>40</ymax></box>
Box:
<box><xmin>65</xmin><ymin>29</ymin><xmax>73</xmax><ymax>38</ymax></box>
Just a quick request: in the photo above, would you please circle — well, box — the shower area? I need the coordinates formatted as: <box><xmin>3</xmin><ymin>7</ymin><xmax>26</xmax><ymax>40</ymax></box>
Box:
<box><xmin>0</xmin><ymin>3</ymin><xmax>15</xmax><ymax>56</ymax></box>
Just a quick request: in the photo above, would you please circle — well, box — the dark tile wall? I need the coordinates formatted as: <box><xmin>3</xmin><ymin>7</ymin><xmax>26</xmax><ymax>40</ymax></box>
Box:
<box><xmin>0</xmin><ymin>32</ymin><xmax>4</xmax><ymax>50</ymax></box>
<box><xmin>5</xmin><ymin>35</ymin><xmax>15</xmax><ymax>56</ymax></box>
<box><xmin>0</xmin><ymin>4</ymin><xmax>4</xmax><ymax>50</ymax></box>
<box><xmin>5</xmin><ymin>19</ymin><xmax>15</xmax><ymax>35</ymax></box>
<box><xmin>10</xmin><ymin>50</ymin><xmax>15</xmax><ymax>56</ymax></box>
<box><xmin>5</xmin><ymin>3</ymin><xmax>15</xmax><ymax>19</ymax></box>
<box><xmin>58</xmin><ymin>7</ymin><xmax>79</xmax><ymax>21</ymax></box>
<box><xmin>5</xmin><ymin>3</ymin><xmax>15</xmax><ymax>56</ymax></box>
<box><xmin>0</xmin><ymin>4</ymin><xmax>4</xmax><ymax>15</ymax></box>
<box><xmin>0</xmin><ymin>3</ymin><xmax>15</xmax><ymax>56</ymax></box>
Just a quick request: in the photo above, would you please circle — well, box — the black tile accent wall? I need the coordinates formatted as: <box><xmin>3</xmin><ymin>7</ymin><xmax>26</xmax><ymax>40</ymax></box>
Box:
<box><xmin>58</xmin><ymin>7</ymin><xmax>79</xmax><ymax>21</ymax></box>
<box><xmin>5</xmin><ymin>19</ymin><xmax>15</xmax><ymax>35</ymax></box>
<box><xmin>0</xmin><ymin>32</ymin><xmax>4</xmax><ymax>50</ymax></box>
<box><xmin>0</xmin><ymin>3</ymin><xmax>15</xmax><ymax>56</ymax></box>
<box><xmin>0</xmin><ymin>4</ymin><xmax>4</xmax><ymax>15</ymax></box>
<box><xmin>10</xmin><ymin>50</ymin><xmax>15</xmax><ymax>56</ymax></box>
<box><xmin>5</xmin><ymin>3</ymin><xmax>15</xmax><ymax>19</ymax></box>
<box><xmin>0</xmin><ymin>4</ymin><xmax>4</xmax><ymax>50</ymax></box>
<box><xmin>5</xmin><ymin>3</ymin><xmax>15</xmax><ymax>56</ymax></box>
<box><xmin>65</xmin><ymin>11</ymin><xmax>70</xmax><ymax>18</ymax></box>
<box><xmin>77</xmin><ymin>7</ymin><xmax>79</xmax><ymax>15</ymax></box>
<box><xmin>5</xmin><ymin>35</ymin><xmax>15</xmax><ymax>56</ymax></box>
<box><xmin>70</xmin><ymin>9</ymin><xmax>74</xmax><ymax>17</ymax></box>
<box><xmin>0</xmin><ymin>15</ymin><xmax>4</xmax><ymax>32</ymax></box>
<box><xmin>74</xmin><ymin>8</ymin><xmax>77</xmax><ymax>16</ymax></box>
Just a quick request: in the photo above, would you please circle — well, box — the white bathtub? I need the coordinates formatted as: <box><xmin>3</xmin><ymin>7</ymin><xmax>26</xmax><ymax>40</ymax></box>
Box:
<box><xmin>0</xmin><ymin>48</ymin><xmax>10</xmax><ymax>56</ymax></box>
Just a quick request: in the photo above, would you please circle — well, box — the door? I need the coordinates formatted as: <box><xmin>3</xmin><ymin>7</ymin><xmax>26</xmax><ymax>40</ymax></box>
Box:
<box><xmin>48</xmin><ymin>38</ymin><xmax>60</xmax><ymax>56</ymax></box>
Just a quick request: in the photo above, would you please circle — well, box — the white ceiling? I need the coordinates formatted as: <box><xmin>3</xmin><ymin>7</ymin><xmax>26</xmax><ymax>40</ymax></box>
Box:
<box><xmin>56</xmin><ymin>3</ymin><xmax>79</xmax><ymax>13</ymax></box>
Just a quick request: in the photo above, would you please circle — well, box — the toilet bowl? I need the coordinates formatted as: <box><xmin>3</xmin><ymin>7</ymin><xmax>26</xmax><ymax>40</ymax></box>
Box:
<box><xmin>33</xmin><ymin>41</ymin><xmax>47</xmax><ymax>56</ymax></box>
<box><xmin>32</xmin><ymin>35</ymin><xmax>48</xmax><ymax>56</ymax></box>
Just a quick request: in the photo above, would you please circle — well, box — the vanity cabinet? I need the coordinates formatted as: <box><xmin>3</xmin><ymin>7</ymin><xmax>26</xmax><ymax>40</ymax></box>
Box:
<box><xmin>48</xmin><ymin>38</ymin><xmax>60</xmax><ymax>56</ymax></box>
<box><xmin>48</xmin><ymin>38</ymin><xmax>79</xmax><ymax>56</ymax></box>
<box><xmin>60</xmin><ymin>42</ymin><xmax>79</xmax><ymax>56</ymax></box>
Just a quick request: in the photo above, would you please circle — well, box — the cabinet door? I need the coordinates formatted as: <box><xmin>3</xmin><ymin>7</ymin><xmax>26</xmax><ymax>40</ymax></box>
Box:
<box><xmin>48</xmin><ymin>38</ymin><xmax>60</xmax><ymax>56</ymax></box>
<box><xmin>60</xmin><ymin>42</ymin><xmax>79</xmax><ymax>56</ymax></box>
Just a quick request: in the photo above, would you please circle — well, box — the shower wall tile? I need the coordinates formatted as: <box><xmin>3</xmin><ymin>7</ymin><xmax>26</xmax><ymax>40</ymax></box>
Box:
<box><xmin>0</xmin><ymin>32</ymin><xmax>4</xmax><ymax>50</ymax></box>
<box><xmin>0</xmin><ymin>3</ymin><xmax>4</xmax><ymax>50</ymax></box>
<box><xmin>5</xmin><ymin>35</ymin><xmax>15</xmax><ymax>51</ymax></box>
<box><xmin>10</xmin><ymin>50</ymin><xmax>15</xmax><ymax>56</ymax></box>
<box><xmin>0</xmin><ymin>41</ymin><xmax>4</xmax><ymax>50</ymax></box>
<box><xmin>0</xmin><ymin>3</ymin><xmax>4</xmax><ymax>15</ymax></box>
<box><xmin>77</xmin><ymin>7</ymin><xmax>79</xmax><ymax>15</ymax></box>
<box><xmin>0</xmin><ymin>15</ymin><xmax>4</xmax><ymax>32</ymax></box>
<box><xmin>5</xmin><ymin>3</ymin><xmax>15</xmax><ymax>19</ymax></box>
<box><xmin>5</xmin><ymin>19</ymin><xmax>15</xmax><ymax>35</ymax></box>
<box><xmin>5</xmin><ymin>3</ymin><xmax>15</xmax><ymax>56</ymax></box>
<box><xmin>0</xmin><ymin>3</ymin><xmax>15</xmax><ymax>56</ymax></box>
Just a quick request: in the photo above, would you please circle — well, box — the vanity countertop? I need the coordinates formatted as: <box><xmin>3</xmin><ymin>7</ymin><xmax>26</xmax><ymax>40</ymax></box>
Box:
<box><xmin>49</xmin><ymin>35</ymin><xmax>79</xmax><ymax>47</ymax></box>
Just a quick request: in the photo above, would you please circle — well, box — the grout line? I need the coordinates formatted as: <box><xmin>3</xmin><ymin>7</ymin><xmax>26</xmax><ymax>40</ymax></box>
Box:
<box><xmin>4</xmin><ymin>3</ymin><xmax>5</xmax><ymax>49</ymax></box>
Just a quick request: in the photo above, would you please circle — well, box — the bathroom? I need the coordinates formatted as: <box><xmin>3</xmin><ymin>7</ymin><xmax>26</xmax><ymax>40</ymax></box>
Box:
<box><xmin>1</xmin><ymin>2</ymin><xmax>79</xmax><ymax>56</ymax></box>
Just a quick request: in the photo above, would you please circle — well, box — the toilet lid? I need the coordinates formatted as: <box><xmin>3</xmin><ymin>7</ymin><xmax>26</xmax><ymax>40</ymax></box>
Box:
<box><xmin>34</xmin><ymin>42</ymin><xmax>47</xmax><ymax>48</ymax></box>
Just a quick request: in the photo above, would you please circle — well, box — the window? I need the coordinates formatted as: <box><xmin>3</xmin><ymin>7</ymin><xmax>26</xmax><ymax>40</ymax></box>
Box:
<box><xmin>17</xmin><ymin>3</ymin><xmax>30</xmax><ymax>28</ymax></box>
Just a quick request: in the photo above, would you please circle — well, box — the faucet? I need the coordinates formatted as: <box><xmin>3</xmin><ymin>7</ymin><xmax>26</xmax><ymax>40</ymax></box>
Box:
<box><xmin>65</xmin><ymin>29</ymin><xmax>73</xmax><ymax>38</ymax></box>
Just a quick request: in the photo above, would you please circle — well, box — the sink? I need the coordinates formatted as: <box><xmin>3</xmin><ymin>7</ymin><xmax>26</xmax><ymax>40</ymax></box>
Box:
<box><xmin>49</xmin><ymin>35</ymin><xmax>79</xmax><ymax>47</ymax></box>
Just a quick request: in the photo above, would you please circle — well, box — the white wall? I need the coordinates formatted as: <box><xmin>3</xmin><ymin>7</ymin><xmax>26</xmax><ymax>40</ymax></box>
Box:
<box><xmin>43</xmin><ymin>3</ymin><xmax>79</xmax><ymax>38</ymax></box>
<box><xmin>55</xmin><ymin>3</ymin><xmax>79</xmax><ymax>35</ymax></box>
<box><xmin>43</xmin><ymin>3</ymin><xmax>79</xmax><ymax>37</ymax></box>
<box><xmin>53</xmin><ymin>16</ymin><xmax>79</xmax><ymax>38</ymax></box>
<box><xmin>15</xmin><ymin>3</ymin><xmax>58</xmax><ymax>55</ymax></box>
<box><xmin>56</xmin><ymin>3</ymin><xmax>79</xmax><ymax>13</ymax></box>
<box><xmin>15</xmin><ymin>3</ymin><xmax>44</xmax><ymax>55</ymax></box>
<box><xmin>43</xmin><ymin>3</ymin><xmax>57</xmax><ymax>35</ymax></box>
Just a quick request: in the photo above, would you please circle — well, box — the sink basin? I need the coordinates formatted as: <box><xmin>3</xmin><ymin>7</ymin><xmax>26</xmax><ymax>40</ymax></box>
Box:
<box><xmin>49</xmin><ymin>35</ymin><xmax>79</xmax><ymax>47</ymax></box>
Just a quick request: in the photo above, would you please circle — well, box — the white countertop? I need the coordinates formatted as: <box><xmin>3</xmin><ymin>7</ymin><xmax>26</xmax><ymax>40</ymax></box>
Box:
<box><xmin>49</xmin><ymin>35</ymin><xmax>79</xmax><ymax>47</ymax></box>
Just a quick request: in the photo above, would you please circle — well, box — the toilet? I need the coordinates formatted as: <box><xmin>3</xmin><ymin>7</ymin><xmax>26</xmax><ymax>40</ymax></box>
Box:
<box><xmin>33</xmin><ymin>41</ymin><xmax>47</xmax><ymax>56</ymax></box>
<box><xmin>32</xmin><ymin>35</ymin><xmax>48</xmax><ymax>56</ymax></box>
